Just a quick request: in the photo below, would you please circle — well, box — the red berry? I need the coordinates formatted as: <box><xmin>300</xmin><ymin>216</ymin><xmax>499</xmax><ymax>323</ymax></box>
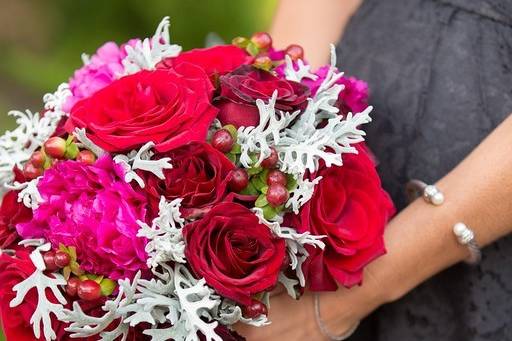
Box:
<box><xmin>77</xmin><ymin>280</ymin><xmax>102</xmax><ymax>301</ymax></box>
<box><xmin>260</xmin><ymin>148</ymin><xmax>279</xmax><ymax>169</ymax></box>
<box><xmin>23</xmin><ymin>161</ymin><xmax>43</xmax><ymax>180</ymax></box>
<box><xmin>54</xmin><ymin>251</ymin><xmax>71</xmax><ymax>268</ymax></box>
<box><xmin>76</xmin><ymin>150</ymin><xmax>96</xmax><ymax>165</ymax></box>
<box><xmin>211</xmin><ymin>129</ymin><xmax>234</xmax><ymax>153</ymax></box>
<box><xmin>228</xmin><ymin>168</ymin><xmax>249</xmax><ymax>192</ymax></box>
<box><xmin>242</xmin><ymin>299</ymin><xmax>268</xmax><ymax>318</ymax></box>
<box><xmin>66</xmin><ymin>277</ymin><xmax>80</xmax><ymax>297</ymax></box>
<box><xmin>29</xmin><ymin>151</ymin><xmax>46</xmax><ymax>168</ymax></box>
<box><xmin>44</xmin><ymin>137</ymin><xmax>67</xmax><ymax>159</ymax></box>
<box><xmin>250</xmin><ymin>32</ymin><xmax>272</xmax><ymax>50</ymax></box>
<box><xmin>266</xmin><ymin>184</ymin><xmax>289</xmax><ymax>207</ymax></box>
<box><xmin>285</xmin><ymin>44</ymin><xmax>304</xmax><ymax>61</ymax></box>
<box><xmin>267</xmin><ymin>169</ymin><xmax>287</xmax><ymax>186</ymax></box>
<box><xmin>43</xmin><ymin>251</ymin><xmax>59</xmax><ymax>272</ymax></box>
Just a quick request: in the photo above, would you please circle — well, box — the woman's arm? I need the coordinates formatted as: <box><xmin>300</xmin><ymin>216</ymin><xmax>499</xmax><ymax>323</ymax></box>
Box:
<box><xmin>269</xmin><ymin>0</ymin><xmax>363</xmax><ymax>68</ymax></box>
<box><xmin>237</xmin><ymin>113</ymin><xmax>512</xmax><ymax>340</ymax></box>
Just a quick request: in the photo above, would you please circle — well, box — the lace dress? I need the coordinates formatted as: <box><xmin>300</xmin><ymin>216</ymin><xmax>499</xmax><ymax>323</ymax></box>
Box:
<box><xmin>337</xmin><ymin>0</ymin><xmax>512</xmax><ymax>340</ymax></box>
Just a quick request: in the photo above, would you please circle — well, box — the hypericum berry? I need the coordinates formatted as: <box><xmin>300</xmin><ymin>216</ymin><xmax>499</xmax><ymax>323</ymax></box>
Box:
<box><xmin>285</xmin><ymin>44</ymin><xmax>304</xmax><ymax>61</ymax></box>
<box><xmin>228</xmin><ymin>168</ymin><xmax>249</xmax><ymax>192</ymax></box>
<box><xmin>260</xmin><ymin>148</ymin><xmax>278</xmax><ymax>169</ymax></box>
<box><xmin>253</xmin><ymin>55</ymin><xmax>273</xmax><ymax>70</ymax></box>
<box><xmin>66</xmin><ymin>277</ymin><xmax>80</xmax><ymax>297</ymax></box>
<box><xmin>266</xmin><ymin>169</ymin><xmax>287</xmax><ymax>186</ymax></box>
<box><xmin>29</xmin><ymin>151</ymin><xmax>46</xmax><ymax>168</ymax></box>
<box><xmin>211</xmin><ymin>129</ymin><xmax>235</xmax><ymax>153</ymax></box>
<box><xmin>54</xmin><ymin>250</ymin><xmax>71</xmax><ymax>268</ymax></box>
<box><xmin>23</xmin><ymin>162</ymin><xmax>43</xmax><ymax>180</ymax></box>
<box><xmin>266</xmin><ymin>183</ymin><xmax>289</xmax><ymax>207</ymax></box>
<box><xmin>44</xmin><ymin>137</ymin><xmax>67</xmax><ymax>159</ymax></box>
<box><xmin>43</xmin><ymin>251</ymin><xmax>59</xmax><ymax>272</ymax></box>
<box><xmin>76</xmin><ymin>150</ymin><xmax>96</xmax><ymax>165</ymax></box>
<box><xmin>77</xmin><ymin>279</ymin><xmax>102</xmax><ymax>301</ymax></box>
<box><xmin>250</xmin><ymin>32</ymin><xmax>272</xmax><ymax>50</ymax></box>
<box><xmin>242</xmin><ymin>299</ymin><xmax>268</xmax><ymax>318</ymax></box>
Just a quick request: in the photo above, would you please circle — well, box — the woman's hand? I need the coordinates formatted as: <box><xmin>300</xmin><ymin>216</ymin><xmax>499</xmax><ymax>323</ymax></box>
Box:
<box><xmin>236</xmin><ymin>113</ymin><xmax>512</xmax><ymax>340</ymax></box>
<box><xmin>235</xmin><ymin>270</ymin><xmax>389</xmax><ymax>341</ymax></box>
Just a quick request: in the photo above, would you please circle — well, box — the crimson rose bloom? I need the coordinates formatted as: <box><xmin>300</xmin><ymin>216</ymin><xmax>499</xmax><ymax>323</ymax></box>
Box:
<box><xmin>0</xmin><ymin>190</ymin><xmax>32</xmax><ymax>250</ymax></box>
<box><xmin>65</xmin><ymin>64</ymin><xmax>218</xmax><ymax>153</ymax></box>
<box><xmin>215</xmin><ymin>65</ymin><xmax>310</xmax><ymax>128</ymax></box>
<box><xmin>183</xmin><ymin>203</ymin><xmax>286</xmax><ymax>305</ymax></box>
<box><xmin>0</xmin><ymin>168</ymin><xmax>31</xmax><ymax>250</ymax></box>
<box><xmin>288</xmin><ymin>145</ymin><xmax>395</xmax><ymax>291</ymax></box>
<box><xmin>140</xmin><ymin>142</ymin><xmax>235</xmax><ymax>219</ymax></box>
<box><xmin>158</xmin><ymin>45</ymin><xmax>252</xmax><ymax>77</ymax></box>
<box><xmin>0</xmin><ymin>249</ymin><xmax>65</xmax><ymax>341</ymax></box>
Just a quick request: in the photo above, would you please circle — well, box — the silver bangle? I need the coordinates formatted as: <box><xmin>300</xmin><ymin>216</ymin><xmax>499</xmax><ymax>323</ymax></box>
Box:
<box><xmin>453</xmin><ymin>222</ymin><xmax>482</xmax><ymax>264</ymax></box>
<box><xmin>314</xmin><ymin>293</ymin><xmax>360</xmax><ymax>340</ymax></box>
<box><xmin>407</xmin><ymin>180</ymin><xmax>481</xmax><ymax>264</ymax></box>
<box><xmin>406</xmin><ymin>179</ymin><xmax>445</xmax><ymax>206</ymax></box>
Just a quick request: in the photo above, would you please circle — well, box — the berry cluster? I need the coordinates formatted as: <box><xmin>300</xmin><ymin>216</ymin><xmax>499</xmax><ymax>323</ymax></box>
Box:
<box><xmin>210</xmin><ymin>126</ymin><xmax>293</xmax><ymax>220</ymax></box>
<box><xmin>23</xmin><ymin>136</ymin><xmax>96</xmax><ymax>180</ymax></box>
<box><xmin>233</xmin><ymin>32</ymin><xmax>304</xmax><ymax>71</ymax></box>
<box><xmin>42</xmin><ymin>246</ymin><xmax>116</xmax><ymax>302</ymax></box>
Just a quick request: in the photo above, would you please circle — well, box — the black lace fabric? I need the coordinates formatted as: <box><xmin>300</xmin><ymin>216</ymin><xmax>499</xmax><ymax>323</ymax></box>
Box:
<box><xmin>337</xmin><ymin>0</ymin><xmax>512</xmax><ymax>339</ymax></box>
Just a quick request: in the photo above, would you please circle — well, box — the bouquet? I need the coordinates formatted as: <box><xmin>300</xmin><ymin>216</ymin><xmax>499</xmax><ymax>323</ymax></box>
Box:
<box><xmin>0</xmin><ymin>17</ymin><xmax>395</xmax><ymax>341</ymax></box>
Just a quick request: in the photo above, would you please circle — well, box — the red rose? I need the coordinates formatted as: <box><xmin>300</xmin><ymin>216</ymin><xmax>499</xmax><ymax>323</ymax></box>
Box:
<box><xmin>215</xmin><ymin>65</ymin><xmax>310</xmax><ymax>128</ymax></box>
<box><xmin>158</xmin><ymin>45</ymin><xmax>252</xmax><ymax>77</ymax></box>
<box><xmin>183</xmin><ymin>203</ymin><xmax>286</xmax><ymax>305</ymax></box>
<box><xmin>0</xmin><ymin>190</ymin><xmax>32</xmax><ymax>250</ymax></box>
<box><xmin>288</xmin><ymin>145</ymin><xmax>395</xmax><ymax>291</ymax></box>
<box><xmin>65</xmin><ymin>64</ymin><xmax>218</xmax><ymax>153</ymax></box>
<box><xmin>0</xmin><ymin>249</ymin><xmax>65</xmax><ymax>341</ymax></box>
<box><xmin>140</xmin><ymin>142</ymin><xmax>235</xmax><ymax>219</ymax></box>
<box><xmin>0</xmin><ymin>168</ymin><xmax>32</xmax><ymax>250</ymax></box>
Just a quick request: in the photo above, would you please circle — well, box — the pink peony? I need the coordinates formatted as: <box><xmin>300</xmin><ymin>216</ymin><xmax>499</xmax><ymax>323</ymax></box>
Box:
<box><xmin>17</xmin><ymin>156</ymin><xmax>148</xmax><ymax>280</ymax></box>
<box><xmin>63</xmin><ymin>40</ymin><xmax>138</xmax><ymax>112</ymax></box>
<box><xmin>303</xmin><ymin>66</ymin><xmax>369</xmax><ymax>114</ymax></box>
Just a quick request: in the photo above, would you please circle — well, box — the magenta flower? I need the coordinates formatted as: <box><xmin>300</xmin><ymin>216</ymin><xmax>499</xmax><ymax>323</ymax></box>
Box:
<box><xmin>17</xmin><ymin>156</ymin><xmax>148</xmax><ymax>280</ymax></box>
<box><xmin>63</xmin><ymin>39</ymin><xmax>138</xmax><ymax>112</ymax></box>
<box><xmin>303</xmin><ymin>66</ymin><xmax>369</xmax><ymax>114</ymax></box>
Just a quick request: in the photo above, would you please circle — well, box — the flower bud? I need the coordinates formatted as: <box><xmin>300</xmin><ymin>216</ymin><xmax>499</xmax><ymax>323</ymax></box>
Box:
<box><xmin>76</xmin><ymin>150</ymin><xmax>96</xmax><ymax>165</ymax></box>
<box><xmin>250</xmin><ymin>32</ymin><xmax>272</xmax><ymax>50</ymax></box>
<box><xmin>44</xmin><ymin>137</ymin><xmax>67</xmax><ymax>159</ymax></box>
<box><xmin>23</xmin><ymin>161</ymin><xmax>43</xmax><ymax>180</ymax></box>
<box><xmin>285</xmin><ymin>44</ymin><xmax>304</xmax><ymax>61</ymax></box>
<box><xmin>29</xmin><ymin>151</ymin><xmax>46</xmax><ymax>168</ymax></box>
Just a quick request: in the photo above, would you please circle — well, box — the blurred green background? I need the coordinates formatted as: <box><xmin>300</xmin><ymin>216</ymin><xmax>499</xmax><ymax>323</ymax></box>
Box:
<box><xmin>0</xmin><ymin>0</ymin><xmax>277</xmax><ymax>132</ymax></box>
<box><xmin>0</xmin><ymin>1</ymin><xmax>277</xmax><ymax>339</ymax></box>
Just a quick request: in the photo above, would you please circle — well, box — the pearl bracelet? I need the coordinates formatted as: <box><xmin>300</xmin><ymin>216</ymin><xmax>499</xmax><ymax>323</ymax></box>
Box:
<box><xmin>453</xmin><ymin>222</ymin><xmax>482</xmax><ymax>264</ymax></box>
<box><xmin>407</xmin><ymin>179</ymin><xmax>481</xmax><ymax>264</ymax></box>
<box><xmin>406</xmin><ymin>179</ymin><xmax>445</xmax><ymax>205</ymax></box>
